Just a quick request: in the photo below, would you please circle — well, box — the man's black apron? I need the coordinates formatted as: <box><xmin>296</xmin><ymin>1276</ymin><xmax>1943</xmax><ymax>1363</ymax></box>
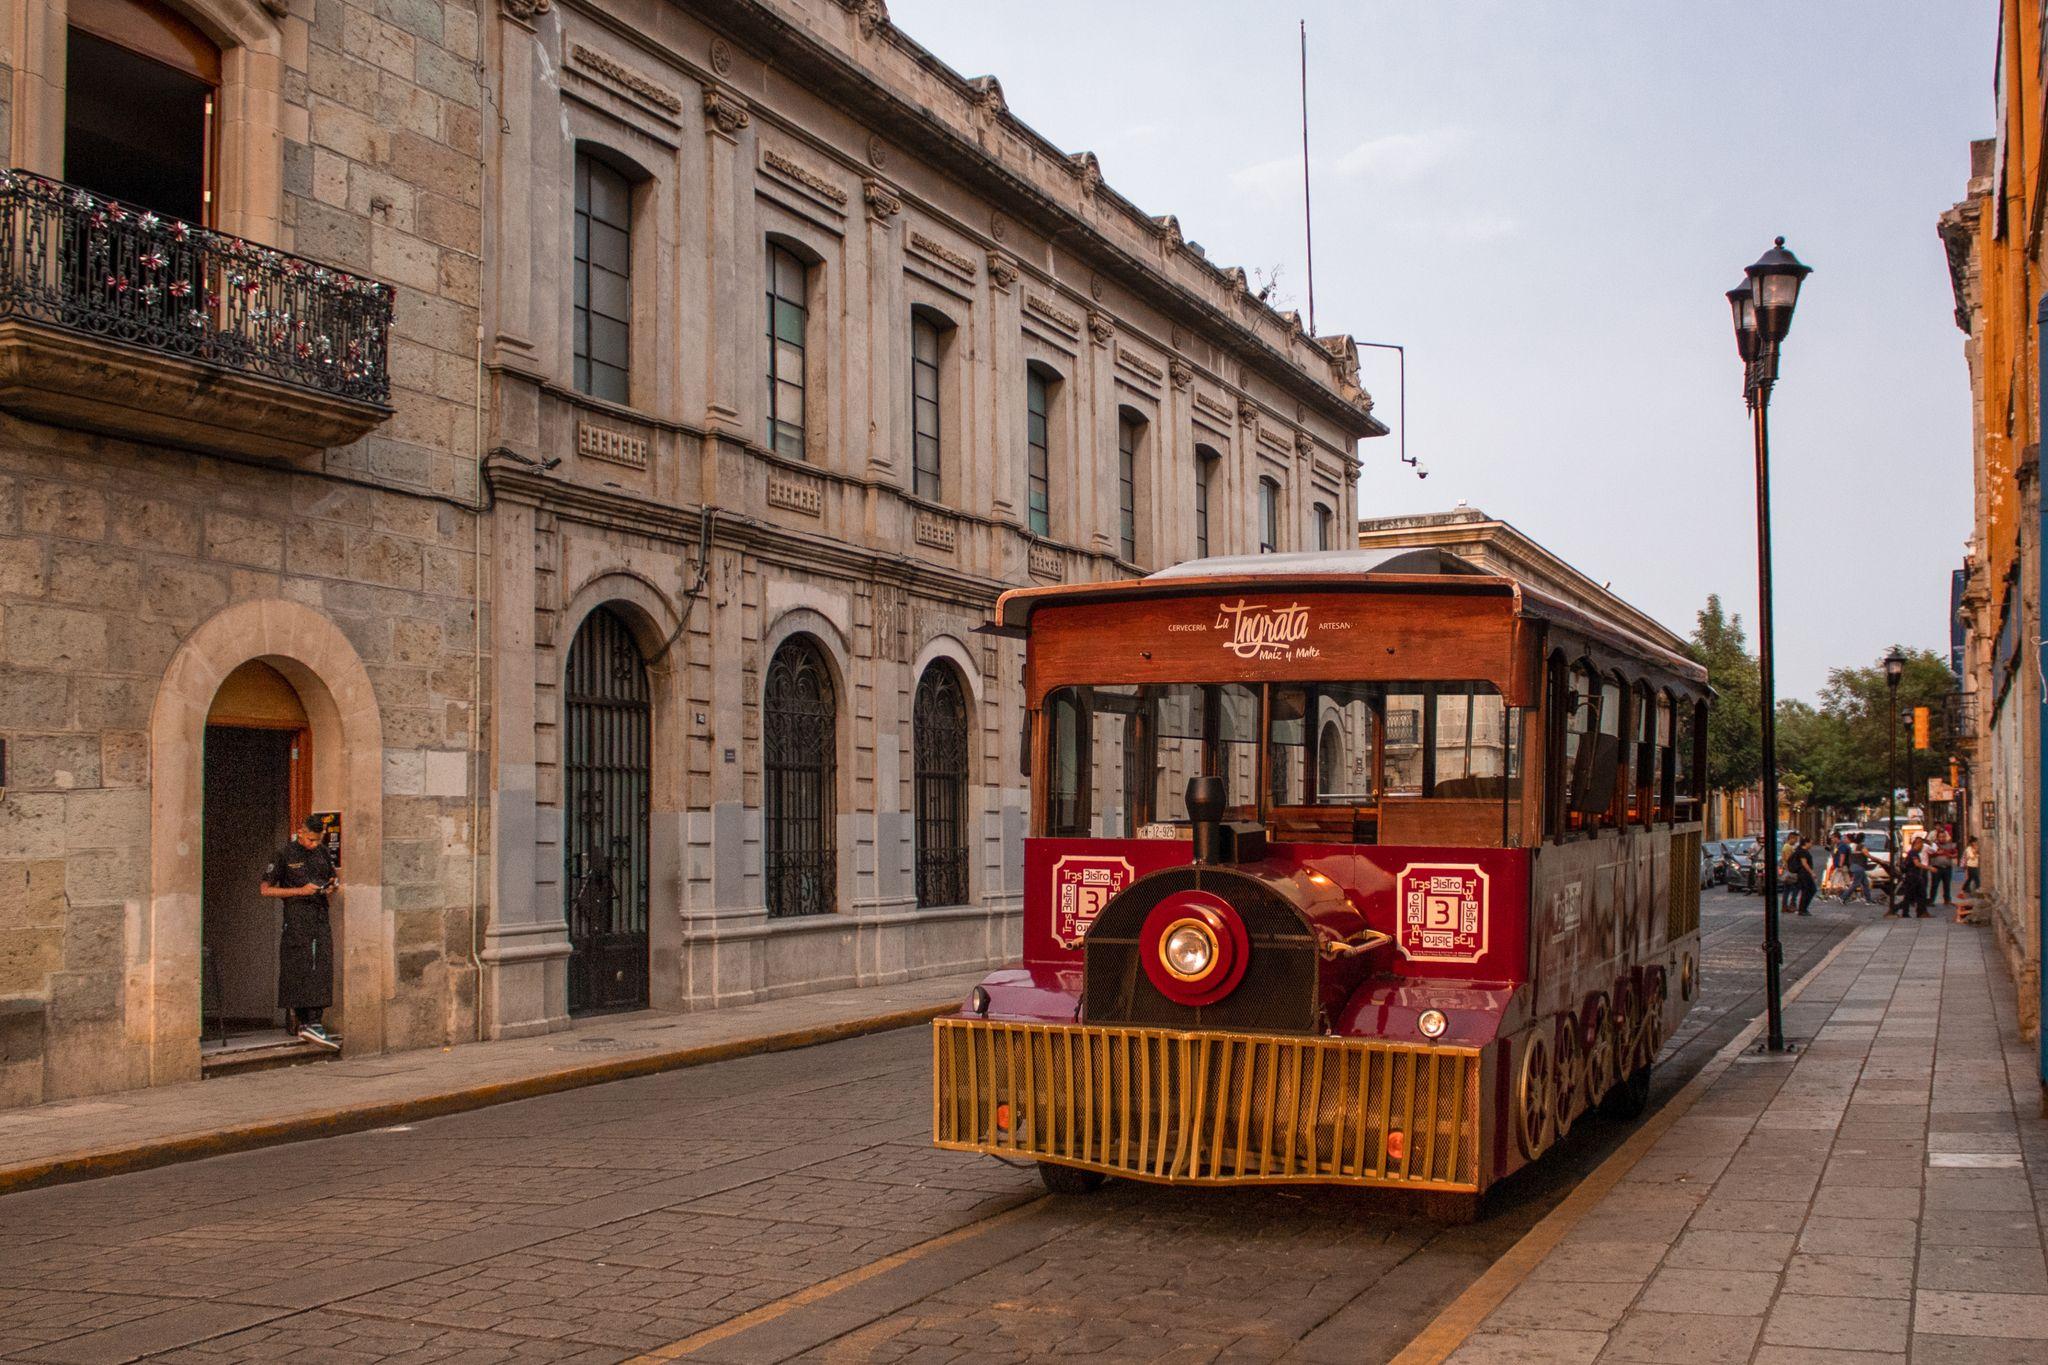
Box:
<box><xmin>263</xmin><ymin>842</ymin><xmax>336</xmax><ymax>1012</ymax></box>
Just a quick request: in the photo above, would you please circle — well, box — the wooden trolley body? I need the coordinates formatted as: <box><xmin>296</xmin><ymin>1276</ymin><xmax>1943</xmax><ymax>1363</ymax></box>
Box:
<box><xmin>934</xmin><ymin>553</ymin><xmax>1709</xmax><ymax>1195</ymax></box>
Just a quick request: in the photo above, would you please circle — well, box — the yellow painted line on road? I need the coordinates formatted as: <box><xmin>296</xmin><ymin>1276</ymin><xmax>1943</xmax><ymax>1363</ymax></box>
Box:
<box><xmin>1391</xmin><ymin>925</ymin><xmax>1864</xmax><ymax>1365</ymax></box>
<box><xmin>621</xmin><ymin>1195</ymin><xmax>1052</xmax><ymax>1362</ymax></box>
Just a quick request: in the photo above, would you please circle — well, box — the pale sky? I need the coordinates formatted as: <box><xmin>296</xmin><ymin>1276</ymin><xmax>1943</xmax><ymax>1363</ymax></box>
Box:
<box><xmin>885</xmin><ymin>0</ymin><xmax>1993</xmax><ymax>700</ymax></box>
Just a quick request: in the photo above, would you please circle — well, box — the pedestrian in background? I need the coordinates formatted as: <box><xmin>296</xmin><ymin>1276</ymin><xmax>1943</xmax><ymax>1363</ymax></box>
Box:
<box><xmin>1894</xmin><ymin>836</ymin><xmax>1930</xmax><ymax>919</ymax></box>
<box><xmin>260</xmin><ymin>816</ymin><xmax>342</xmax><ymax>1049</ymax></box>
<box><xmin>1962</xmin><ymin>836</ymin><xmax>1981</xmax><ymax>893</ymax></box>
<box><xmin>1847</xmin><ymin>834</ymin><xmax>1874</xmax><ymax>905</ymax></box>
<box><xmin>1787</xmin><ymin>834</ymin><xmax>1817</xmax><ymax>916</ymax></box>
<box><xmin>1928</xmin><ymin>827</ymin><xmax>1956</xmax><ymax>906</ymax></box>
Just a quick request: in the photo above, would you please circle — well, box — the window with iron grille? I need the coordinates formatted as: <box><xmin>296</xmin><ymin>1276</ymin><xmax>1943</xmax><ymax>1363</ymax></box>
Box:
<box><xmin>764</xmin><ymin>636</ymin><xmax>836</xmax><ymax>916</ymax></box>
<box><xmin>1259</xmin><ymin>476</ymin><xmax>1280</xmax><ymax>553</ymax></box>
<box><xmin>1117</xmin><ymin>410</ymin><xmax>1142</xmax><ymax>563</ymax></box>
<box><xmin>1194</xmin><ymin>447</ymin><xmax>1217</xmax><ymax>557</ymax></box>
<box><xmin>912</xmin><ymin>312</ymin><xmax>944</xmax><ymax>501</ymax></box>
<box><xmin>913</xmin><ymin>663</ymin><xmax>970</xmax><ymax>907</ymax></box>
<box><xmin>574</xmin><ymin>153</ymin><xmax>631</xmax><ymax>404</ymax></box>
<box><xmin>1027</xmin><ymin>364</ymin><xmax>1054</xmax><ymax>536</ymax></box>
<box><xmin>766</xmin><ymin>242</ymin><xmax>809</xmax><ymax>458</ymax></box>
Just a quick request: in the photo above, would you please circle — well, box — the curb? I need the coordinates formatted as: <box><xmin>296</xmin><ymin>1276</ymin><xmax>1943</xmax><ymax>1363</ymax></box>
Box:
<box><xmin>1389</xmin><ymin>924</ymin><xmax>1866</xmax><ymax>1365</ymax></box>
<box><xmin>0</xmin><ymin>1002</ymin><xmax>955</xmax><ymax>1198</ymax></box>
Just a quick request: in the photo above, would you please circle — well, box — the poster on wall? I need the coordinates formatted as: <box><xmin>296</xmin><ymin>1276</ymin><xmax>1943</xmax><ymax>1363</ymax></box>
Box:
<box><xmin>310</xmin><ymin>811</ymin><xmax>342</xmax><ymax>867</ymax></box>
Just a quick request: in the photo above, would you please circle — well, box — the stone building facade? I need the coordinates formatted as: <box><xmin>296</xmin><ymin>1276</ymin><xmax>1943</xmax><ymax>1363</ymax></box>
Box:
<box><xmin>476</xmin><ymin>0</ymin><xmax>1379</xmax><ymax>1032</ymax></box>
<box><xmin>0</xmin><ymin>0</ymin><xmax>1378</xmax><ymax>1107</ymax></box>
<box><xmin>0</xmin><ymin>0</ymin><xmax>489</xmax><ymax>1104</ymax></box>
<box><xmin>1942</xmin><ymin>27</ymin><xmax>2042</xmax><ymax>1047</ymax></box>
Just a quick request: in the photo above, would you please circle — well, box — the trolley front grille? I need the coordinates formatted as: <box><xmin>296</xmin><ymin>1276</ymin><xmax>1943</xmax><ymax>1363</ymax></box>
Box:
<box><xmin>932</xmin><ymin>1019</ymin><xmax>1481</xmax><ymax>1190</ymax></box>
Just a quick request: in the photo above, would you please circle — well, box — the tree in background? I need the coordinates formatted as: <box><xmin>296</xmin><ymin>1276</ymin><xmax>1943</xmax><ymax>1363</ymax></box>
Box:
<box><xmin>1690</xmin><ymin>595</ymin><xmax>1761</xmax><ymax>793</ymax></box>
<box><xmin>1794</xmin><ymin>648</ymin><xmax>1955</xmax><ymax>809</ymax></box>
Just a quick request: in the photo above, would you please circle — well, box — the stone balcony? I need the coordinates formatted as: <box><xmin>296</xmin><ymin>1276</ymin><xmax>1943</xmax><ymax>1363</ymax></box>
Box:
<box><xmin>0</xmin><ymin>170</ymin><xmax>395</xmax><ymax>460</ymax></box>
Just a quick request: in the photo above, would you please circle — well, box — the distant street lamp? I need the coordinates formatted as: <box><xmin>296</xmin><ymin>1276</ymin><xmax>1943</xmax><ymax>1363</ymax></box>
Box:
<box><xmin>1885</xmin><ymin>648</ymin><xmax>1906</xmax><ymax>911</ymax></box>
<box><xmin>1728</xmin><ymin>236</ymin><xmax>1811</xmax><ymax>1054</ymax></box>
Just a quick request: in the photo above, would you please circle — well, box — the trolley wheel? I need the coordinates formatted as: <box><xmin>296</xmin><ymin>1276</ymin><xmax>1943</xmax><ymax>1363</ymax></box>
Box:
<box><xmin>1037</xmin><ymin>1162</ymin><xmax>1106</xmax><ymax>1196</ymax></box>
<box><xmin>1601</xmin><ymin>1064</ymin><xmax>1653</xmax><ymax>1121</ymax></box>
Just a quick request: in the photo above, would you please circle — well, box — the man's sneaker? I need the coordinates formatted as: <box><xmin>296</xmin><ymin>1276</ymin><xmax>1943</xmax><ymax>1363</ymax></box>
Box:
<box><xmin>297</xmin><ymin>1025</ymin><xmax>341</xmax><ymax>1051</ymax></box>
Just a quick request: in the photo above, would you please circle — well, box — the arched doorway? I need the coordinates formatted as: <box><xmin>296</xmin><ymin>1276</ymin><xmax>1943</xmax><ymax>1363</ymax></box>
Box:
<box><xmin>200</xmin><ymin>660</ymin><xmax>311</xmax><ymax>1054</ymax></box>
<box><xmin>563</xmin><ymin>606</ymin><xmax>651</xmax><ymax>1014</ymax></box>
<box><xmin>764</xmin><ymin>635</ymin><xmax>836</xmax><ymax>918</ymax></box>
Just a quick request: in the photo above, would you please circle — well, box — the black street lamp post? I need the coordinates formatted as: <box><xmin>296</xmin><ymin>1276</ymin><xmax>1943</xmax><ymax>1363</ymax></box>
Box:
<box><xmin>1728</xmin><ymin>237</ymin><xmax>1811</xmax><ymax>1055</ymax></box>
<box><xmin>1886</xmin><ymin>648</ymin><xmax>1906</xmax><ymax>911</ymax></box>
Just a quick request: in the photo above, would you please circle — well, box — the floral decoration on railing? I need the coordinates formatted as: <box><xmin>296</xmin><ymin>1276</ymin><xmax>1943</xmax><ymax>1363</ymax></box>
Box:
<box><xmin>0</xmin><ymin>169</ymin><xmax>395</xmax><ymax>406</ymax></box>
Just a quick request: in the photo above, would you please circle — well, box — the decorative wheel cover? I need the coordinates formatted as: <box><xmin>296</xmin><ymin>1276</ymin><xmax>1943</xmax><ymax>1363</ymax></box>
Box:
<box><xmin>1552</xmin><ymin>1018</ymin><xmax>1583</xmax><ymax>1140</ymax></box>
<box><xmin>1516</xmin><ymin>1035</ymin><xmax>1553</xmax><ymax>1158</ymax></box>
<box><xmin>1585</xmin><ymin>997</ymin><xmax>1617</xmax><ymax>1104</ymax></box>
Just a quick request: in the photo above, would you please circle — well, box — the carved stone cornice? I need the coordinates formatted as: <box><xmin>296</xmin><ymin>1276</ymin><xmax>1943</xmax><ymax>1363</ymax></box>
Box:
<box><xmin>1086</xmin><ymin>310</ymin><xmax>1113</xmax><ymax>348</ymax></box>
<box><xmin>835</xmin><ymin>0</ymin><xmax>889</xmax><ymax>38</ymax></box>
<box><xmin>863</xmin><ymin>178</ymin><xmax>902</xmax><ymax>224</ymax></box>
<box><xmin>501</xmin><ymin>0</ymin><xmax>551</xmax><ymax>20</ymax></box>
<box><xmin>1237</xmin><ymin>397</ymin><xmax>1258</xmax><ymax>427</ymax></box>
<box><xmin>1152</xmin><ymin>214</ymin><xmax>1182</xmax><ymax>250</ymax></box>
<box><xmin>967</xmin><ymin>75</ymin><xmax>1005</xmax><ymax>120</ymax></box>
<box><xmin>702</xmin><ymin>86</ymin><xmax>751</xmax><ymax>138</ymax></box>
<box><xmin>986</xmin><ymin>253</ymin><xmax>1018</xmax><ymax>292</ymax></box>
<box><xmin>1068</xmin><ymin>151</ymin><xmax>1103</xmax><ymax>196</ymax></box>
<box><xmin>1168</xmin><ymin>357</ymin><xmax>1193</xmax><ymax>390</ymax></box>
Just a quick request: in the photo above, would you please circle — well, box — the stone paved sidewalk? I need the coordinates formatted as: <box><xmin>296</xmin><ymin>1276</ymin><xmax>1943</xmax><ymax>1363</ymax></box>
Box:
<box><xmin>0</xmin><ymin>970</ymin><xmax>982</xmax><ymax>1192</ymax></box>
<box><xmin>1444</xmin><ymin>917</ymin><xmax>2048</xmax><ymax>1364</ymax></box>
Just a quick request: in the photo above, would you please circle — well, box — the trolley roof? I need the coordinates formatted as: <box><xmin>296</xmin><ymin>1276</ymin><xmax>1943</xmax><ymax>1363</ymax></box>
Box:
<box><xmin>994</xmin><ymin>549</ymin><xmax>1708</xmax><ymax>690</ymax></box>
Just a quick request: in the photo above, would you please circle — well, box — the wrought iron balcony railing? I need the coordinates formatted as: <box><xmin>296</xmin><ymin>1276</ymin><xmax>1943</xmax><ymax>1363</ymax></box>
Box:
<box><xmin>0</xmin><ymin>169</ymin><xmax>394</xmax><ymax>407</ymax></box>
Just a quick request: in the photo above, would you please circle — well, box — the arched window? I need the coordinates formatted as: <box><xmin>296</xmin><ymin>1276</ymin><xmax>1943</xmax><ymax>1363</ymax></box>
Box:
<box><xmin>913</xmin><ymin>663</ymin><xmax>970</xmax><ymax>908</ymax></box>
<box><xmin>1317</xmin><ymin>719</ymin><xmax>1344</xmax><ymax>797</ymax></box>
<box><xmin>911</xmin><ymin>310</ymin><xmax>948</xmax><ymax>501</ymax></box>
<box><xmin>1194</xmin><ymin>445</ymin><xmax>1218</xmax><ymax>557</ymax></box>
<box><xmin>766</xmin><ymin>242</ymin><xmax>810</xmax><ymax>458</ymax></box>
<box><xmin>1259</xmin><ymin>477</ymin><xmax>1280</xmax><ymax>553</ymax></box>
<box><xmin>764</xmin><ymin>636</ymin><xmax>836</xmax><ymax>916</ymax></box>
<box><xmin>66</xmin><ymin>0</ymin><xmax>220</xmax><ymax>224</ymax></box>
<box><xmin>1026</xmin><ymin>363</ymin><xmax>1057</xmax><ymax>536</ymax></box>
<box><xmin>574</xmin><ymin>151</ymin><xmax>633</xmax><ymax>405</ymax></box>
<box><xmin>1117</xmin><ymin>408</ymin><xmax>1144</xmax><ymax>563</ymax></box>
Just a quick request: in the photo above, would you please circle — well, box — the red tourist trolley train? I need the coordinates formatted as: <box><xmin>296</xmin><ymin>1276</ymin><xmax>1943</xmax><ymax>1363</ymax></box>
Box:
<box><xmin>932</xmin><ymin>549</ymin><xmax>1710</xmax><ymax>1199</ymax></box>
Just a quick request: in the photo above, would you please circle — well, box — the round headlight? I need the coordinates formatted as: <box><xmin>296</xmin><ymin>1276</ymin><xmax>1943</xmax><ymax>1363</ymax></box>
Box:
<box><xmin>1162</xmin><ymin>922</ymin><xmax>1217</xmax><ymax>980</ymax></box>
<box><xmin>1418</xmin><ymin>1008</ymin><xmax>1449</xmax><ymax>1040</ymax></box>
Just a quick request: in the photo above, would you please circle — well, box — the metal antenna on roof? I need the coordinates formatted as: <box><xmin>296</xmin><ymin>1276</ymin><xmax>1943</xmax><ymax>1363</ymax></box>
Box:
<box><xmin>1299</xmin><ymin>20</ymin><xmax>1316</xmax><ymax>337</ymax></box>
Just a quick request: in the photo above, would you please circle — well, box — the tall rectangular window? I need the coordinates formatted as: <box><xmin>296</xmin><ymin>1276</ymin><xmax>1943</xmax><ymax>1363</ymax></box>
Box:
<box><xmin>574</xmin><ymin>153</ymin><xmax>631</xmax><ymax>405</ymax></box>
<box><xmin>911</xmin><ymin>313</ymin><xmax>942</xmax><ymax>500</ymax></box>
<box><xmin>1315</xmin><ymin>503</ymin><xmax>1333</xmax><ymax>551</ymax></box>
<box><xmin>1027</xmin><ymin>366</ymin><xmax>1052</xmax><ymax>536</ymax></box>
<box><xmin>1194</xmin><ymin>449</ymin><xmax>1216</xmax><ymax>557</ymax></box>
<box><xmin>766</xmin><ymin>243</ymin><xmax>809</xmax><ymax>458</ymax></box>
<box><xmin>1259</xmin><ymin>477</ymin><xmax>1280</xmax><ymax>554</ymax></box>
<box><xmin>1117</xmin><ymin>412</ymin><xmax>1141</xmax><ymax>563</ymax></box>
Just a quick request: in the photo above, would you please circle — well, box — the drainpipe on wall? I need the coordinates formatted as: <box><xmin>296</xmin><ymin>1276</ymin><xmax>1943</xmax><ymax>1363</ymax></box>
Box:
<box><xmin>2035</xmin><ymin>291</ymin><xmax>2046</xmax><ymax>1112</ymax></box>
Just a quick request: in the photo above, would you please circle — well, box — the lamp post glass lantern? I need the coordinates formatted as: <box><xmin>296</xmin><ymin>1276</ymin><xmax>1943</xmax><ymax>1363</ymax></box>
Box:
<box><xmin>1731</xmin><ymin>236</ymin><xmax>1809</xmax><ymax>1054</ymax></box>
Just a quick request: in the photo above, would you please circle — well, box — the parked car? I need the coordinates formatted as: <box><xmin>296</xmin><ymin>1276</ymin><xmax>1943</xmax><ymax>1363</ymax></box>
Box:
<box><xmin>1720</xmin><ymin>837</ymin><xmax>1762</xmax><ymax>893</ymax></box>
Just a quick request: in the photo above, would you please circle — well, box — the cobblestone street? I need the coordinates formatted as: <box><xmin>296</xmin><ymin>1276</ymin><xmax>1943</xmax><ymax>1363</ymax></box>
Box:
<box><xmin>0</xmin><ymin>888</ymin><xmax>1853</xmax><ymax>1364</ymax></box>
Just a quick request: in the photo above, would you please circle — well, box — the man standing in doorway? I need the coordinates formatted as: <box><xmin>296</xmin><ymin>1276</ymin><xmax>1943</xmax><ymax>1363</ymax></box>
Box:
<box><xmin>260</xmin><ymin>816</ymin><xmax>342</xmax><ymax>1050</ymax></box>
